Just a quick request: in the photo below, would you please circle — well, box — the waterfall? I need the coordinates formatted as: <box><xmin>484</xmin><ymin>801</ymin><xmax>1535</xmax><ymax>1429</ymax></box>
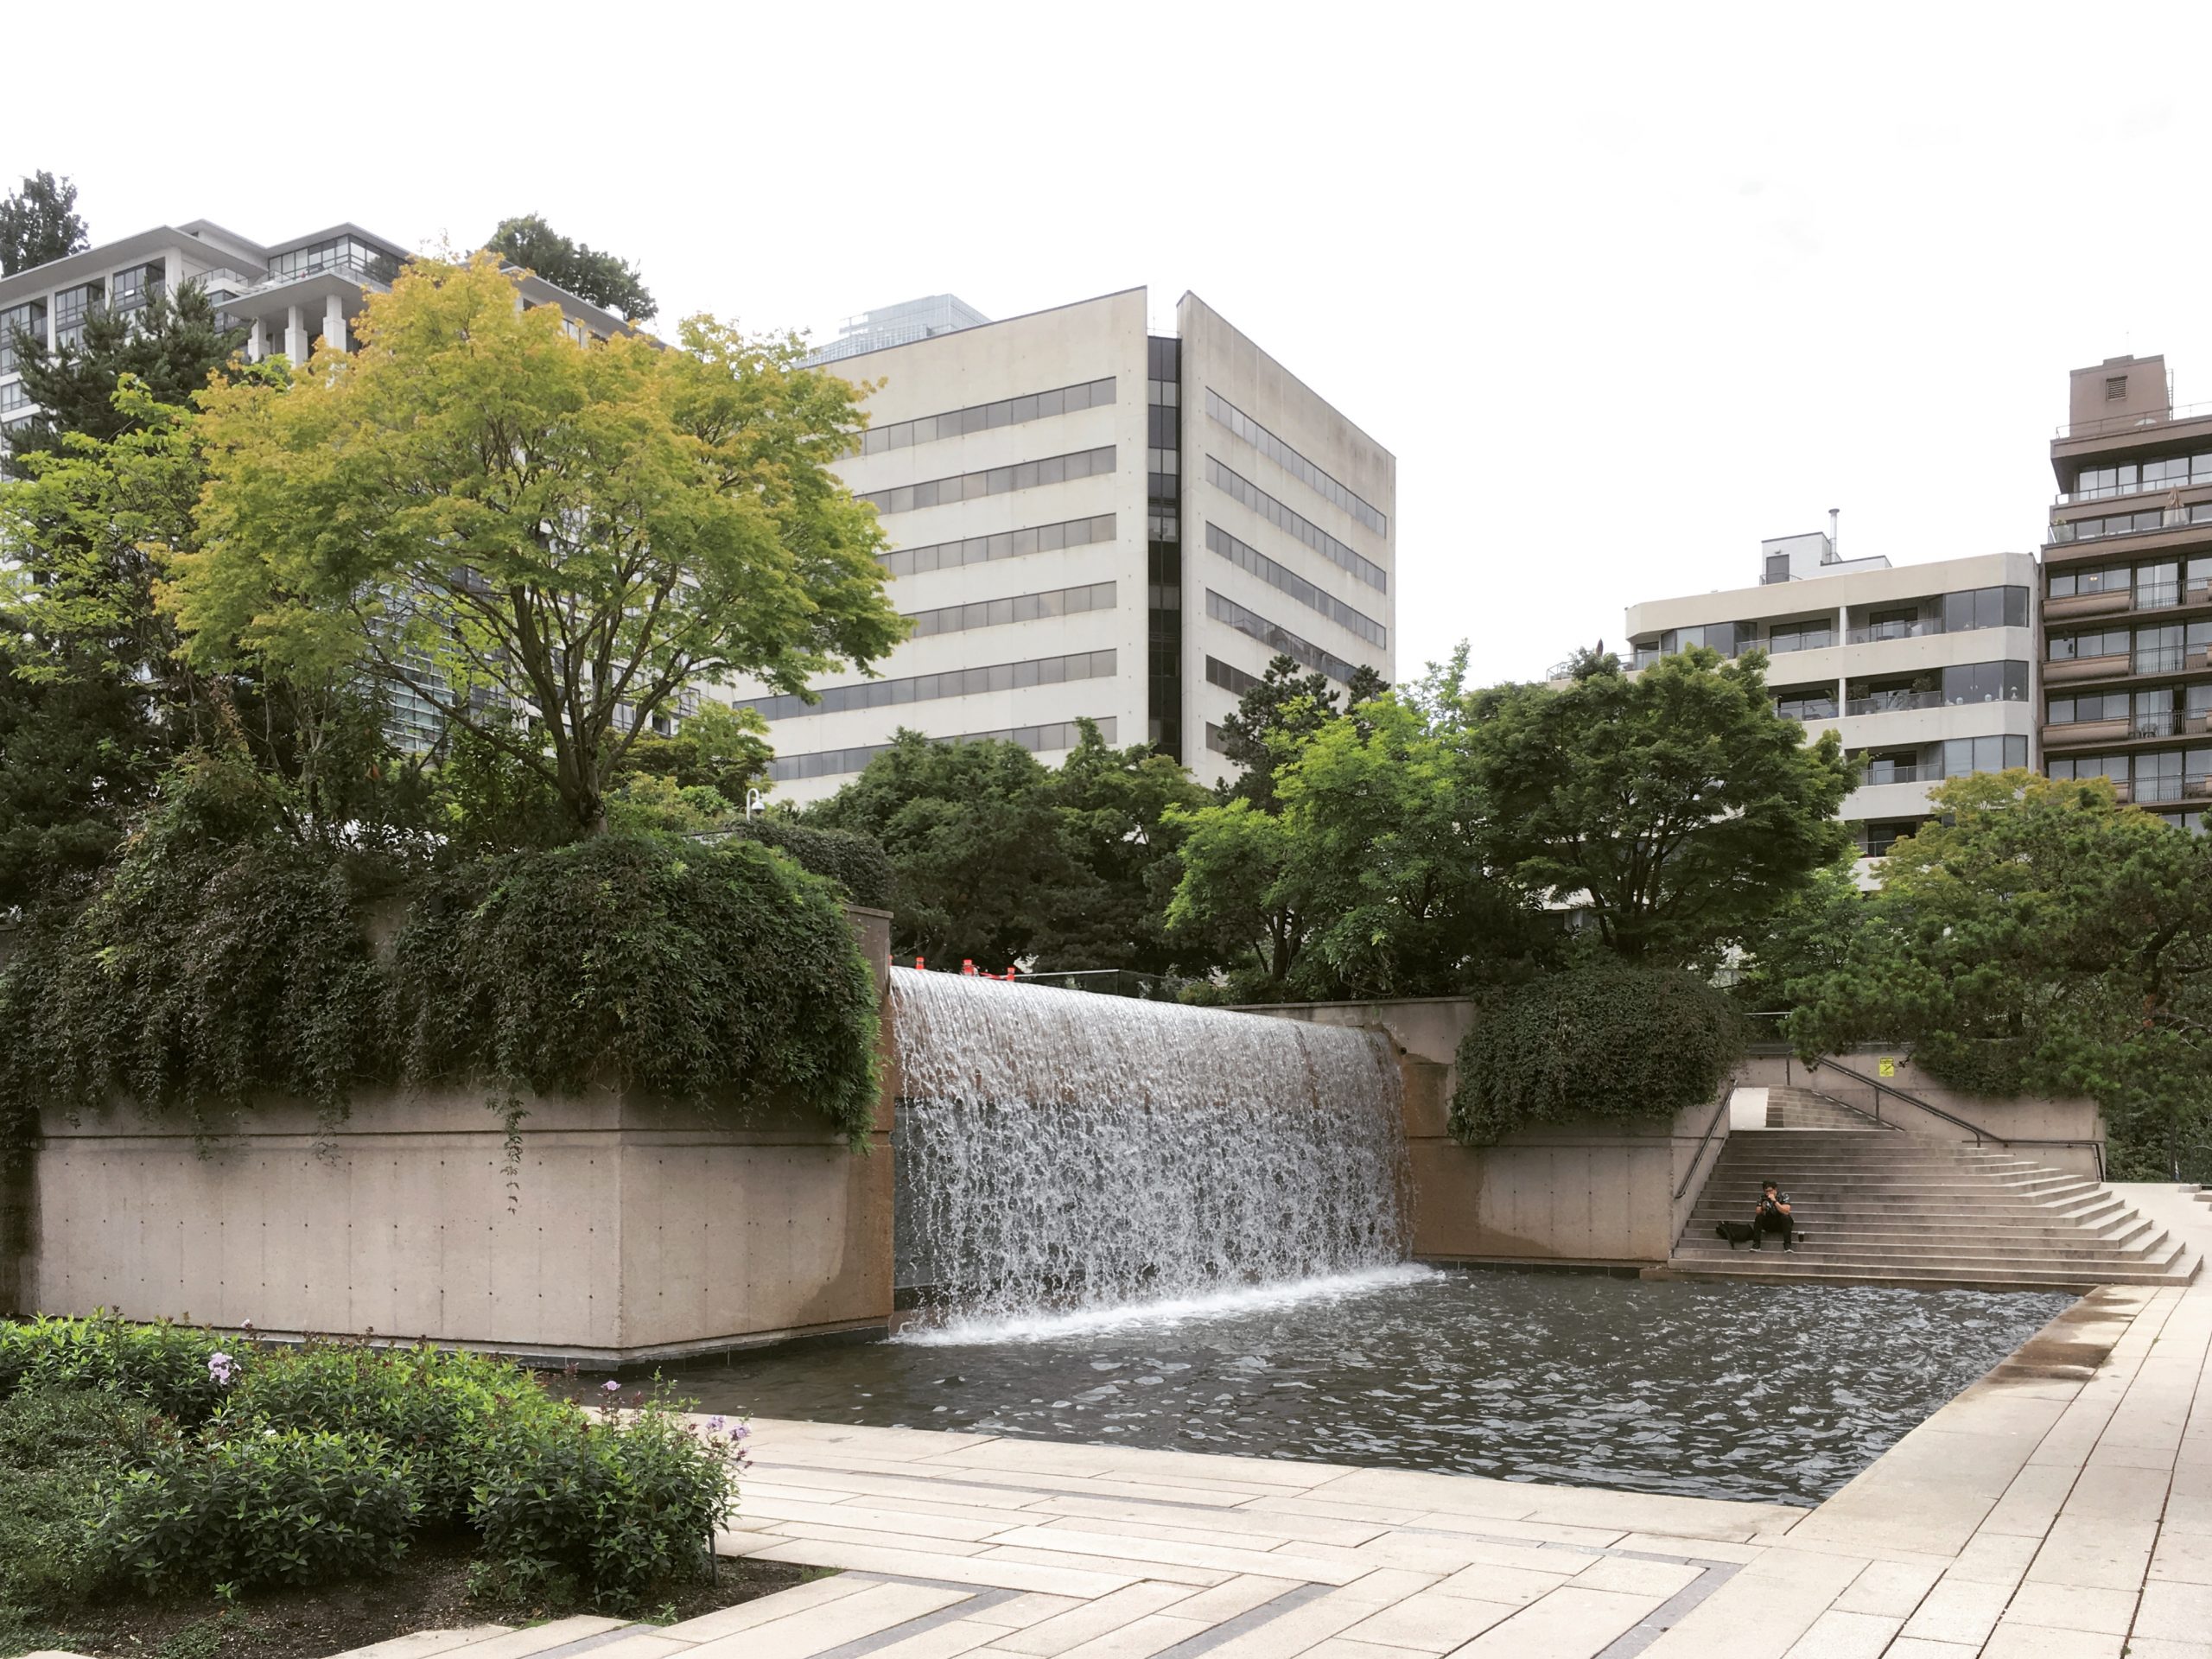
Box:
<box><xmin>889</xmin><ymin>968</ymin><xmax>1411</xmax><ymax>1329</ymax></box>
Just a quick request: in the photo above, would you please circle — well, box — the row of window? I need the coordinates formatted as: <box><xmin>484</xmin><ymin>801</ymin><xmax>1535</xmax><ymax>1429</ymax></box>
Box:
<box><xmin>2048</xmin><ymin>684</ymin><xmax>2212</xmax><ymax>731</ymax></box>
<box><xmin>906</xmin><ymin>581</ymin><xmax>1117</xmax><ymax>639</ymax></box>
<box><xmin>268</xmin><ymin>235</ymin><xmax>400</xmax><ymax>286</ymax></box>
<box><xmin>1840</xmin><ymin>661</ymin><xmax>2031</xmax><ymax>712</ymax></box>
<box><xmin>2049</xmin><ymin>556</ymin><xmax>2212</xmax><ymax>601</ymax></box>
<box><xmin>875</xmin><ymin>513</ymin><xmax>1118</xmax><ymax>579</ymax></box>
<box><xmin>1637</xmin><ymin>588</ymin><xmax>2031</xmax><ymax>665</ymax></box>
<box><xmin>2050</xmin><ymin>502</ymin><xmax>2212</xmax><ymax>543</ymax></box>
<box><xmin>0</xmin><ymin>380</ymin><xmax>29</xmax><ymax>415</ymax></box>
<box><xmin>2050</xmin><ymin>749</ymin><xmax>2212</xmax><ymax>804</ymax></box>
<box><xmin>1205</xmin><ymin>390</ymin><xmax>1387</xmax><ymax>536</ymax></box>
<box><xmin>111</xmin><ymin>263</ymin><xmax>162</xmax><ymax>310</ymax></box>
<box><xmin>1205</xmin><ymin>656</ymin><xmax>1261</xmax><ymax>697</ymax></box>
<box><xmin>766</xmin><ymin>717</ymin><xmax>1116</xmax><ymax>784</ymax></box>
<box><xmin>1205</xmin><ymin>721</ymin><xmax>1229</xmax><ymax>754</ymax></box>
<box><xmin>1204</xmin><ymin>524</ymin><xmax>1387</xmax><ymax>649</ymax></box>
<box><xmin>734</xmin><ymin>649</ymin><xmax>1118</xmax><ymax>722</ymax></box>
<box><xmin>855</xmin><ymin>377</ymin><xmax>1117</xmax><ymax>456</ymax></box>
<box><xmin>1205</xmin><ymin>589</ymin><xmax>1359</xmax><ymax>684</ymax></box>
<box><xmin>2071</xmin><ymin>454</ymin><xmax>2212</xmax><ymax>501</ymax></box>
<box><xmin>2049</xmin><ymin>620</ymin><xmax>2212</xmax><ymax>666</ymax></box>
<box><xmin>1207</xmin><ymin>458</ymin><xmax>1387</xmax><ymax>593</ymax></box>
<box><xmin>1856</xmin><ymin>737</ymin><xmax>2032</xmax><ymax>785</ymax></box>
<box><xmin>854</xmin><ymin>445</ymin><xmax>1116</xmax><ymax>517</ymax></box>
<box><xmin>0</xmin><ymin>299</ymin><xmax>42</xmax><ymax>377</ymax></box>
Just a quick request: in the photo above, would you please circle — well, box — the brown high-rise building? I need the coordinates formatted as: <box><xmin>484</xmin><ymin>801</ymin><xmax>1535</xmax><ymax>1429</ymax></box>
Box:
<box><xmin>2044</xmin><ymin>354</ymin><xmax>2212</xmax><ymax>830</ymax></box>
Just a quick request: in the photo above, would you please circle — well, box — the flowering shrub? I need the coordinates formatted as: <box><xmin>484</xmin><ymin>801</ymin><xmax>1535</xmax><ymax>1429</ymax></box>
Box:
<box><xmin>92</xmin><ymin>1427</ymin><xmax>419</xmax><ymax>1592</ymax></box>
<box><xmin>472</xmin><ymin>1390</ymin><xmax>742</xmax><ymax>1613</ymax></box>
<box><xmin>0</xmin><ymin>1313</ymin><xmax>247</xmax><ymax>1426</ymax></box>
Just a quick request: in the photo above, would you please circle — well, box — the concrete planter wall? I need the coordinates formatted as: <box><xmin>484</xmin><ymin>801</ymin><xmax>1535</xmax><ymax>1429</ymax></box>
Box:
<box><xmin>3</xmin><ymin>908</ymin><xmax>898</xmax><ymax>1364</ymax></box>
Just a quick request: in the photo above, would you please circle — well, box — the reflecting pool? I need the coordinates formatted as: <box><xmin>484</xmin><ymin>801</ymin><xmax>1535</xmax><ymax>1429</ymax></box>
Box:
<box><xmin>635</xmin><ymin>1268</ymin><xmax>2072</xmax><ymax>1507</ymax></box>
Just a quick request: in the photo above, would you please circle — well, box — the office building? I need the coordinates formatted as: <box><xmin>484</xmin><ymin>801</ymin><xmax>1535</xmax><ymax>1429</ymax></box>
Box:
<box><xmin>1625</xmin><ymin>529</ymin><xmax>2038</xmax><ymax>861</ymax></box>
<box><xmin>732</xmin><ymin>288</ymin><xmax>1396</xmax><ymax>802</ymax></box>
<box><xmin>2043</xmin><ymin>355</ymin><xmax>2212</xmax><ymax>831</ymax></box>
<box><xmin>804</xmin><ymin>294</ymin><xmax>989</xmax><ymax>365</ymax></box>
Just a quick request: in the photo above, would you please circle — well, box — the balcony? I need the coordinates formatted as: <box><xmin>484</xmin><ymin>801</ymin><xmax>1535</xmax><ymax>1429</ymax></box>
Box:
<box><xmin>2047</xmin><ymin>581</ymin><xmax>2212</xmax><ymax>621</ymax></box>
<box><xmin>1857</xmin><ymin>764</ymin><xmax>1930</xmax><ymax>785</ymax></box>
<box><xmin>1845</xmin><ymin>620</ymin><xmax>1937</xmax><ymax>644</ymax></box>
<box><xmin>2113</xmin><ymin>775</ymin><xmax>2212</xmax><ymax>806</ymax></box>
<box><xmin>2044</xmin><ymin>588</ymin><xmax>2136</xmax><ymax>621</ymax></box>
<box><xmin>2043</xmin><ymin>717</ymin><xmax>2133</xmax><ymax>748</ymax></box>
<box><xmin>1843</xmin><ymin>689</ymin><xmax>1943</xmax><ymax>715</ymax></box>
<box><xmin>2044</xmin><ymin>652</ymin><xmax>2134</xmax><ymax>685</ymax></box>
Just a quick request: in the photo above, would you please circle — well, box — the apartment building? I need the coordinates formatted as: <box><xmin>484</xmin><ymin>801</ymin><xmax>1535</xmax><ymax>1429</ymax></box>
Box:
<box><xmin>1625</xmin><ymin>531</ymin><xmax>2039</xmax><ymax>860</ymax></box>
<box><xmin>2043</xmin><ymin>355</ymin><xmax>2212</xmax><ymax>831</ymax></box>
<box><xmin>735</xmin><ymin>288</ymin><xmax>1396</xmax><ymax>802</ymax></box>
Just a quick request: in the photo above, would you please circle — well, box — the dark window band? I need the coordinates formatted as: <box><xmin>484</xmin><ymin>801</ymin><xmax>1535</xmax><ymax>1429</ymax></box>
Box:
<box><xmin>1205</xmin><ymin>590</ymin><xmax>1360</xmax><ymax>684</ymax></box>
<box><xmin>768</xmin><ymin>717</ymin><xmax>1116</xmax><ymax>783</ymax></box>
<box><xmin>1205</xmin><ymin>523</ymin><xmax>1386</xmax><ymax>648</ymax></box>
<box><xmin>860</xmin><ymin>378</ymin><xmax>1116</xmax><ymax>455</ymax></box>
<box><xmin>877</xmin><ymin>514</ymin><xmax>1116</xmax><ymax>577</ymax></box>
<box><xmin>1208</xmin><ymin>458</ymin><xmax>1387</xmax><ymax>592</ymax></box>
<box><xmin>1205</xmin><ymin>656</ymin><xmax>1262</xmax><ymax>696</ymax></box>
<box><xmin>1206</xmin><ymin>390</ymin><xmax>1386</xmax><ymax>535</ymax></box>
<box><xmin>737</xmin><ymin>649</ymin><xmax>1118</xmax><ymax>721</ymax></box>
<box><xmin>857</xmin><ymin>447</ymin><xmax>1116</xmax><ymax>517</ymax></box>
<box><xmin>907</xmin><ymin>582</ymin><xmax>1117</xmax><ymax>638</ymax></box>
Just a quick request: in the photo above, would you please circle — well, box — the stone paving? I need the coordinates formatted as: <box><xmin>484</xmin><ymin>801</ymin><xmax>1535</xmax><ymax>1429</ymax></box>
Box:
<box><xmin>283</xmin><ymin>1185</ymin><xmax>2212</xmax><ymax>1658</ymax></box>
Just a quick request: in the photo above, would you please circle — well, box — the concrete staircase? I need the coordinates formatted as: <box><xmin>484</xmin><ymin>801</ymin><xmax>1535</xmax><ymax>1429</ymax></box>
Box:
<box><xmin>1764</xmin><ymin>1084</ymin><xmax>1893</xmax><ymax>1131</ymax></box>
<box><xmin>1668</xmin><ymin>1128</ymin><xmax>2200</xmax><ymax>1292</ymax></box>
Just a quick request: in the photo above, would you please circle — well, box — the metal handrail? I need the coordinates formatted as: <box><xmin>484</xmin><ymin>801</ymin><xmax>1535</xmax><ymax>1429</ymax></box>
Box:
<box><xmin>1809</xmin><ymin>1056</ymin><xmax>2106</xmax><ymax>1181</ymax></box>
<box><xmin>2059</xmin><ymin>397</ymin><xmax>2212</xmax><ymax>440</ymax></box>
<box><xmin>1673</xmin><ymin>1072</ymin><xmax>1738</xmax><ymax>1203</ymax></box>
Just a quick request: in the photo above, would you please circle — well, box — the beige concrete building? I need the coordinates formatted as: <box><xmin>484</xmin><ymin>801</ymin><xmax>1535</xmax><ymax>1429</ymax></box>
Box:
<box><xmin>1625</xmin><ymin>531</ymin><xmax>2038</xmax><ymax>860</ymax></box>
<box><xmin>735</xmin><ymin>288</ymin><xmax>1396</xmax><ymax>801</ymax></box>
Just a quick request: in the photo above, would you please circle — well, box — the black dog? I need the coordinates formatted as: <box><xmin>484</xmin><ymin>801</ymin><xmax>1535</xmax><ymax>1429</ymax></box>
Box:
<box><xmin>1715</xmin><ymin>1220</ymin><xmax>1809</xmax><ymax>1249</ymax></box>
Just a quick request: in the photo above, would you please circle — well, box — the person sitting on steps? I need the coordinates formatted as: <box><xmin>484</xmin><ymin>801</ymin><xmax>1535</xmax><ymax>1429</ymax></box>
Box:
<box><xmin>1752</xmin><ymin>1181</ymin><xmax>1795</xmax><ymax>1251</ymax></box>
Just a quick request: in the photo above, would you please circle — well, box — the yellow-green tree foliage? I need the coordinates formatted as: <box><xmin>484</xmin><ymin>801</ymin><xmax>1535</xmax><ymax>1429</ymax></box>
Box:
<box><xmin>167</xmin><ymin>253</ymin><xmax>906</xmax><ymax>835</ymax></box>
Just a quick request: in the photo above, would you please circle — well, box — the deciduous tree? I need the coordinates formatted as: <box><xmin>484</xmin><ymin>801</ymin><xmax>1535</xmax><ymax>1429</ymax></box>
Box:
<box><xmin>168</xmin><ymin>254</ymin><xmax>904</xmax><ymax>837</ymax></box>
<box><xmin>485</xmin><ymin>213</ymin><xmax>656</xmax><ymax>321</ymax></box>
<box><xmin>1465</xmin><ymin>647</ymin><xmax>1853</xmax><ymax>964</ymax></box>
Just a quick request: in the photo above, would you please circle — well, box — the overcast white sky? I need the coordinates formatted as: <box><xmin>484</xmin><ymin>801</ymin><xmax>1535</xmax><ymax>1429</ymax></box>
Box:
<box><xmin>21</xmin><ymin>1</ymin><xmax>2212</xmax><ymax>684</ymax></box>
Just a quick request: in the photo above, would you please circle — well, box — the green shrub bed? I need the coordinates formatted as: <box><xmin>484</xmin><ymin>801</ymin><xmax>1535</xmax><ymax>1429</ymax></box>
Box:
<box><xmin>0</xmin><ymin>806</ymin><xmax>883</xmax><ymax>1147</ymax></box>
<box><xmin>1452</xmin><ymin>962</ymin><xmax>1746</xmax><ymax>1145</ymax></box>
<box><xmin>0</xmin><ymin>1313</ymin><xmax>745</xmax><ymax>1633</ymax></box>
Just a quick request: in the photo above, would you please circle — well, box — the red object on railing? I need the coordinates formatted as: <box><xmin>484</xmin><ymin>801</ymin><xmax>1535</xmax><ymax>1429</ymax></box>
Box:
<box><xmin>913</xmin><ymin>957</ymin><xmax>925</xmax><ymax>971</ymax></box>
<box><xmin>961</xmin><ymin>959</ymin><xmax>976</xmax><ymax>975</ymax></box>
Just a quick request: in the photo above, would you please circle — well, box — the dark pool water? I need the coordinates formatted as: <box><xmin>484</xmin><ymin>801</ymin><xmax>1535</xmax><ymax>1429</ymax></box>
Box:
<box><xmin>624</xmin><ymin>1266</ymin><xmax>2073</xmax><ymax>1507</ymax></box>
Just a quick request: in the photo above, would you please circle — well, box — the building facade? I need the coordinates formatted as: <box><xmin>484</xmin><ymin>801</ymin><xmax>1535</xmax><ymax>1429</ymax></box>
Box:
<box><xmin>2044</xmin><ymin>354</ymin><xmax>2212</xmax><ymax>832</ymax></box>
<box><xmin>732</xmin><ymin>288</ymin><xmax>1396</xmax><ymax>802</ymax></box>
<box><xmin>1625</xmin><ymin>533</ymin><xmax>2039</xmax><ymax>860</ymax></box>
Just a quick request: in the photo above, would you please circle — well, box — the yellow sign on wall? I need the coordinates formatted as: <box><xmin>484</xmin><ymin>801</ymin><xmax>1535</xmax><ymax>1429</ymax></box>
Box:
<box><xmin>1878</xmin><ymin>1057</ymin><xmax>1896</xmax><ymax>1078</ymax></box>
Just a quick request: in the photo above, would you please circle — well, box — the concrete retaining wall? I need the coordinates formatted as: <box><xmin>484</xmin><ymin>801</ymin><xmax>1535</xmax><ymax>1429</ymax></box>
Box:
<box><xmin>1737</xmin><ymin>1049</ymin><xmax>2106</xmax><ymax>1177</ymax></box>
<box><xmin>4</xmin><ymin>909</ymin><xmax>899</xmax><ymax>1363</ymax></box>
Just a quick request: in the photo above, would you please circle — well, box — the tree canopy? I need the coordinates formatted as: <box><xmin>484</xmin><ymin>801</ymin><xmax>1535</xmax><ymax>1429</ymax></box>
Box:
<box><xmin>1774</xmin><ymin>772</ymin><xmax>2212</xmax><ymax>1179</ymax></box>
<box><xmin>0</xmin><ymin>171</ymin><xmax>86</xmax><ymax>275</ymax></box>
<box><xmin>4</xmin><ymin>282</ymin><xmax>246</xmax><ymax>476</ymax></box>
<box><xmin>1465</xmin><ymin>647</ymin><xmax>1854</xmax><ymax>963</ymax></box>
<box><xmin>803</xmin><ymin>722</ymin><xmax>1206</xmax><ymax>975</ymax></box>
<box><xmin>168</xmin><ymin>253</ymin><xmax>905</xmax><ymax>836</ymax></box>
<box><xmin>485</xmin><ymin>213</ymin><xmax>656</xmax><ymax>321</ymax></box>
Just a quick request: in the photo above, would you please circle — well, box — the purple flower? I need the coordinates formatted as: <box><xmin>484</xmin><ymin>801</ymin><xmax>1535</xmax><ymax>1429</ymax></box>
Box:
<box><xmin>207</xmin><ymin>1351</ymin><xmax>236</xmax><ymax>1386</ymax></box>
<box><xmin>707</xmin><ymin>1415</ymin><xmax>726</xmax><ymax>1432</ymax></box>
<box><xmin>601</xmin><ymin>1379</ymin><xmax>622</xmax><ymax>1395</ymax></box>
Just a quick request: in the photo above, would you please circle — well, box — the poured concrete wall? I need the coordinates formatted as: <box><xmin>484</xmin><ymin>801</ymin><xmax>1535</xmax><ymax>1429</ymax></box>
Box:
<box><xmin>7</xmin><ymin>908</ymin><xmax>898</xmax><ymax>1363</ymax></box>
<box><xmin>1248</xmin><ymin>998</ymin><xmax>1727</xmax><ymax>1269</ymax></box>
<box><xmin>1737</xmin><ymin>1048</ymin><xmax>2105</xmax><ymax>1176</ymax></box>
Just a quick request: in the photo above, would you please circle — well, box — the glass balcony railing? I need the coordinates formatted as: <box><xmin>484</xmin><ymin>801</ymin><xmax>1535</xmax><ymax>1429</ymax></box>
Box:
<box><xmin>1846</xmin><ymin>620</ymin><xmax>1936</xmax><ymax>644</ymax></box>
<box><xmin>2135</xmin><ymin>647</ymin><xmax>2188</xmax><ymax>674</ymax></box>
<box><xmin>1859</xmin><ymin>765</ymin><xmax>1927</xmax><ymax>785</ymax></box>
<box><xmin>1845</xmin><ymin>690</ymin><xmax>1944</xmax><ymax>715</ymax></box>
<box><xmin>1774</xmin><ymin>700</ymin><xmax>1839</xmax><ymax>721</ymax></box>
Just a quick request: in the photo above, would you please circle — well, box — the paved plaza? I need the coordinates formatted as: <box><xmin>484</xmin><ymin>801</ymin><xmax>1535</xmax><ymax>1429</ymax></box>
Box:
<box><xmin>292</xmin><ymin>1185</ymin><xmax>2212</xmax><ymax>1659</ymax></box>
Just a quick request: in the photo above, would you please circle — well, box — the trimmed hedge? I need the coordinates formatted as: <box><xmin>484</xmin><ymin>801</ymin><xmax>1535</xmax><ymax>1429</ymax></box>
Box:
<box><xmin>1452</xmin><ymin>963</ymin><xmax>1745</xmax><ymax>1145</ymax></box>
<box><xmin>0</xmin><ymin>1313</ymin><xmax>245</xmax><ymax>1427</ymax></box>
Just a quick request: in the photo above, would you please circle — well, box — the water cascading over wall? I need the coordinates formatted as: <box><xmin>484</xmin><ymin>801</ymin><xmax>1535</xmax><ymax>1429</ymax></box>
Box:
<box><xmin>890</xmin><ymin>968</ymin><xmax>1410</xmax><ymax>1323</ymax></box>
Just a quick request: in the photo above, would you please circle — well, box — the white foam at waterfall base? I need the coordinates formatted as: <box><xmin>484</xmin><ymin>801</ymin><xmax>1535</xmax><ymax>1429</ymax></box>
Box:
<box><xmin>897</xmin><ymin>1262</ymin><xmax>1442</xmax><ymax>1346</ymax></box>
<box><xmin>890</xmin><ymin>968</ymin><xmax>1412</xmax><ymax>1332</ymax></box>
